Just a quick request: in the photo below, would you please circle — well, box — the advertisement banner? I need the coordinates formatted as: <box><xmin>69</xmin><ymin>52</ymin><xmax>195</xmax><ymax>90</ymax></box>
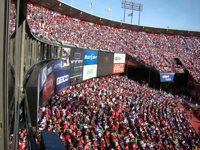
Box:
<box><xmin>113</xmin><ymin>64</ymin><xmax>125</xmax><ymax>74</ymax></box>
<box><xmin>83</xmin><ymin>65</ymin><xmax>97</xmax><ymax>80</ymax></box>
<box><xmin>97</xmin><ymin>51</ymin><xmax>114</xmax><ymax>76</ymax></box>
<box><xmin>56</xmin><ymin>69</ymin><xmax>70</xmax><ymax>92</ymax></box>
<box><xmin>70</xmin><ymin>48</ymin><xmax>84</xmax><ymax>84</ymax></box>
<box><xmin>114</xmin><ymin>53</ymin><xmax>126</xmax><ymax>64</ymax></box>
<box><xmin>41</xmin><ymin>73</ymin><xmax>56</xmax><ymax>104</ymax></box>
<box><xmin>160</xmin><ymin>73</ymin><xmax>175</xmax><ymax>82</ymax></box>
<box><xmin>83</xmin><ymin>50</ymin><xmax>98</xmax><ymax>65</ymax></box>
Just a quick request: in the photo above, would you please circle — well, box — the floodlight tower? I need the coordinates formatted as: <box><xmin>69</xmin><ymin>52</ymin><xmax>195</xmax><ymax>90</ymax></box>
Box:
<box><xmin>121</xmin><ymin>0</ymin><xmax>143</xmax><ymax>25</ymax></box>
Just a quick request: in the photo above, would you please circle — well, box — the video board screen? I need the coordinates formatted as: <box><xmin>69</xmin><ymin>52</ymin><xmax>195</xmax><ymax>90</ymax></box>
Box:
<box><xmin>70</xmin><ymin>48</ymin><xmax>84</xmax><ymax>84</ymax></box>
<box><xmin>62</xmin><ymin>47</ymin><xmax>71</xmax><ymax>67</ymax></box>
<box><xmin>83</xmin><ymin>65</ymin><xmax>97</xmax><ymax>80</ymax></box>
<box><xmin>97</xmin><ymin>51</ymin><xmax>114</xmax><ymax>76</ymax></box>
<box><xmin>41</xmin><ymin>73</ymin><xmax>56</xmax><ymax>104</ymax></box>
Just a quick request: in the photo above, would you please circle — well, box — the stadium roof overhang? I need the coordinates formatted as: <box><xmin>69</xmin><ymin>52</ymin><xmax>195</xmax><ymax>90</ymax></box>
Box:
<box><xmin>30</xmin><ymin>0</ymin><xmax>200</xmax><ymax>37</ymax></box>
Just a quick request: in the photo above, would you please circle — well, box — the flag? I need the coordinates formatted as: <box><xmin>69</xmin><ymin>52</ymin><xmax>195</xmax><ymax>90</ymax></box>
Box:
<box><xmin>128</xmin><ymin>13</ymin><xmax>133</xmax><ymax>17</ymax></box>
<box><xmin>105</xmin><ymin>7</ymin><xmax>112</xmax><ymax>12</ymax></box>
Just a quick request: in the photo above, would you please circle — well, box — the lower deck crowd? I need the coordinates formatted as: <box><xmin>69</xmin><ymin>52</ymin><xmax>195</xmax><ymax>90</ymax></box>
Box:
<box><xmin>20</xmin><ymin>75</ymin><xmax>200</xmax><ymax>149</ymax></box>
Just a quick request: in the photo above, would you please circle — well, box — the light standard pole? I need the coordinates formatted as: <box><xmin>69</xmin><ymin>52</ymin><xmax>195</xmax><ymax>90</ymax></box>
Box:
<box><xmin>124</xmin><ymin>1</ymin><xmax>126</xmax><ymax>22</ymax></box>
<box><xmin>138</xmin><ymin>5</ymin><xmax>142</xmax><ymax>25</ymax></box>
<box><xmin>122</xmin><ymin>0</ymin><xmax>126</xmax><ymax>22</ymax></box>
<box><xmin>131</xmin><ymin>9</ymin><xmax>133</xmax><ymax>24</ymax></box>
<box><xmin>89</xmin><ymin>0</ymin><xmax>93</xmax><ymax>14</ymax></box>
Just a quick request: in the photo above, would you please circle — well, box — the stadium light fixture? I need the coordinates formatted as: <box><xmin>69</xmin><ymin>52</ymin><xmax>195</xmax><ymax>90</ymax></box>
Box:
<box><xmin>121</xmin><ymin>0</ymin><xmax>143</xmax><ymax>25</ymax></box>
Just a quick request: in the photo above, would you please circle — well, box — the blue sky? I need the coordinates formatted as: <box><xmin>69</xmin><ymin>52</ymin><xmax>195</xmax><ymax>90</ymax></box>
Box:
<box><xmin>62</xmin><ymin>0</ymin><xmax>200</xmax><ymax>31</ymax></box>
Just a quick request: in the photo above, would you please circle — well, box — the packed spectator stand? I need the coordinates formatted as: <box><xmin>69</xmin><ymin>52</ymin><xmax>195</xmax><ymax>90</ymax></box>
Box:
<box><xmin>26</xmin><ymin>3</ymin><xmax>200</xmax><ymax>83</ymax></box>
<box><xmin>36</xmin><ymin>75</ymin><xmax>199</xmax><ymax>149</ymax></box>
<box><xmin>8</xmin><ymin>1</ymin><xmax>200</xmax><ymax>149</ymax></box>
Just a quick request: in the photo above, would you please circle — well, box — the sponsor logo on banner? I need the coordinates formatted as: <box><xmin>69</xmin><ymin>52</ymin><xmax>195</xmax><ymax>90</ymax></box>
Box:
<box><xmin>56</xmin><ymin>69</ymin><xmax>70</xmax><ymax>92</ymax></box>
<box><xmin>83</xmin><ymin>65</ymin><xmax>97</xmax><ymax>80</ymax></box>
<box><xmin>84</xmin><ymin>55</ymin><xmax>97</xmax><ymax>60</ymax></box>
<box><xmin>114</xmin><ymin>53</ymin><xmax>126</xmax><ymax>63</ymax></box>
<box><xmin>113</xmin><ymin>64</ymin><xmax>125</xmax><ymax>74</ymax></box>
<box><xmin>57</xmin><ymin>74</ymin><xmax>69</xmax><ymax>85</ymax></box>
<box><xmin>160</xmin><ymin>73</ymin><xmax>175</xmax><ymax>82</ymax></box>
<box><xmin>84</xmin><ymin>50</ymin><xmax>98</xmax><ymax>65</ymax></box>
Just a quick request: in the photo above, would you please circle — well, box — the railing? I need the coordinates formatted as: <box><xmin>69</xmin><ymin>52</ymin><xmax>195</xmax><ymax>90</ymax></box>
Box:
<box><xmin>24</xmin><ymin>91</ymin><xmax>37</xmax><ymax>150</ymax></box>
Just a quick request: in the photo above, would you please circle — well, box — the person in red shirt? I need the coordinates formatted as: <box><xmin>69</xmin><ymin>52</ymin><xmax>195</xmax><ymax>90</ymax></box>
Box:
<box><xmin>129</xmin><ymin>141</ymin><xmax>137</xmax><ymax>150</ymax></box>
<box><xmin>65</xmin><ymin>134</ymin><xmax>70</xmax><ymax>142</ymax></box>
<box><xmin>92</xmin><ymin>138</ymin><xmax>98</xmax><ymax>150</ymax></box>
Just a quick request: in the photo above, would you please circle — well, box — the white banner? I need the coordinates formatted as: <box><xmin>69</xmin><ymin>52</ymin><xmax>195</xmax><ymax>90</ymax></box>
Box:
<box><xmin>83</xmin><ymin>65</ymin><xmax>97</xmax><ymax>80</ymax></box>
<box><xmin>114</xmin><ymin>53</ymin><xmax>126</xmax><ymax>63</ymax></box>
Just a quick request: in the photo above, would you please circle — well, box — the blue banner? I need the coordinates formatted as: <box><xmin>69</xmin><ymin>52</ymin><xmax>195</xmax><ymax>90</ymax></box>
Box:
<box><xmin>160</xmin><ymin>73</ymin><xmax>175</xmax><ymax>82</ymax></box>
<box><xmin>84</xmin><ymin>50</ymin><xmax>98</xmax><ymax>65</ymax></box>
<box><xmin>56</xmin><ymin>69</ymin><xmax>70</xmax><ymax>92</ymax></box>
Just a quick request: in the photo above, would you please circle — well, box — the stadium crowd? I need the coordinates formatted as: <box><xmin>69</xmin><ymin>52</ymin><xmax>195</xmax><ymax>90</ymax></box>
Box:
<box><xmin>9</xmin><ymin>3</ymin><xmax>16</xmax><ymax>36</ymax></box>
<box><xmin>36</xmin><ymin>75</ymin><xmax>199</xmax><ymax>149</ymax></box>
<box><xmin>6</xmin><ymin>1</ymin><xmax>199</xmax><ymax>149</ymax></box>
<box><xmin>26</xmin><ymin>3</ymin><xmax>200</xmax><ymax>82</ymax></box>
<box><xmin>18</xmin><ymin>129</ymin><xmax>28</xmax><ymax>150</ymax></box>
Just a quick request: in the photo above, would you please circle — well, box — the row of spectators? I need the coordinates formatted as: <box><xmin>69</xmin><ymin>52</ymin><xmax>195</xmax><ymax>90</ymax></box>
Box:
<box><xmin>37</xmin><ymin>75</ymin><xmax>199</xmax><ymax>149</ymax></box>
<box><xmin>26</xmin><ymin>3</ymin><xmax>200</xmax><ymax>82</ymax></box>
